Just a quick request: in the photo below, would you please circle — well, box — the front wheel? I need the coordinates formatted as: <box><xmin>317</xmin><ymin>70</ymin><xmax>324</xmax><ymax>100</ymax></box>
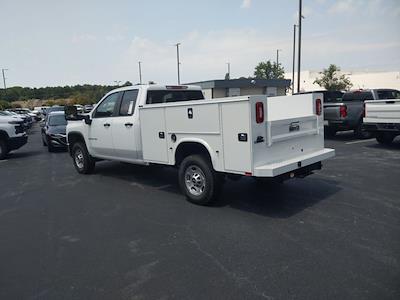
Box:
<box><xmin>0</xmin><ymin>139</ymin><xmax>8</xmax><ymax>160</ymax></box>
<box><xmin>178</xmin><ymin>155</ymin><xmax>221</xmax><ymax>206</ymax></box>
<box><xmin>71</xmin><ymin>142</ymin><xmax>95</xmax><ymax>174</ymax></box>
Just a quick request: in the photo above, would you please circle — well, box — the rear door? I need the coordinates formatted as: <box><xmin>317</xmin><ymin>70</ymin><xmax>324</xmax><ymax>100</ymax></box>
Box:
<box><xmin>112</xmin><ymin>89</ymin><xmax>140</xmax><ymax>160</ymax></box>
<box><xmin>89</xmin><ymin>92</ymin><xmax>121</xmax><ymax>157</ymax></box>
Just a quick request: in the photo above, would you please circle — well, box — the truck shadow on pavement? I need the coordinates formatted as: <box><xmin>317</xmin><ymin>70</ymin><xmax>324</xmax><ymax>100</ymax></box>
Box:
<box><xmin>365</xmin><ymin>138</ymin><xmax>400</xmax><ymax>150</ymax></box>
<box><xmin>96</xmin><ymin>162</ymin><xmax>341</xmax><ymax>218</ymax></box>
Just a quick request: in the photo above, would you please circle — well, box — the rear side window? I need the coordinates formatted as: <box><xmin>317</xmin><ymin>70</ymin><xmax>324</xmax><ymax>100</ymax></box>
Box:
<box><xmin>342</xmin><ymin>92</ymin><xmax>373</xmax><ymax>101</ymax></box>
<box><xmin>324</xmin><ymin>91</ymin><xmax>344</xmax><ymax>103</ymax></box>
<box><xmin>377</xmin><ymin>90</ymin><xmax>400</xmax><ymax>100</ymax></box>
<box><xmin>146</xmin><ymin>90</ymin><xmax>204</xmax><ymax>104</ymax></box>
<box><xmin>119</xmin><ymin>90</ymin><xmax>139</xmax><ymax>116</ymax></box>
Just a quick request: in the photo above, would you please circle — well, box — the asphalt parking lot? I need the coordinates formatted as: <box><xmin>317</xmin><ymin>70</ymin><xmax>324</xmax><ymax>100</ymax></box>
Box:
<box><xmin>1</xmin><ymin>125</ymin><xmax>399</xmax><ymax>300</ymax></box>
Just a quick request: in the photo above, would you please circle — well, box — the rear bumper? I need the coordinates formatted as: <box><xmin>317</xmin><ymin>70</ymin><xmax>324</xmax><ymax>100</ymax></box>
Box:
<box><xmin>254</xmin><ymin>148</ymin><xmax>335</xmax><ymax>177</ymax></box>
<box><xmin>363</xmin><ymin>123</ymin><xmax>400</xmax><ymax>134</ymax></box>
<box><xmin>325</xmin><ymin>119</ymin><xmax>355</xmax><ymax>130</ymax></box>
<box><xmin>7</xmin><ymin>135</ymin><xmax>28</xmax><ymax>151</ymax></box>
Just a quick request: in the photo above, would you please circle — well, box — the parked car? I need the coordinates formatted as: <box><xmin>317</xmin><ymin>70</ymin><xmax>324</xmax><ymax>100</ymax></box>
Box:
<box><xmin>324</xmin><ymin>89</ymin><xmax>400</xmax><ymax>138</ymax></box>
<box><xmin>84</xmin><ymin>104</ymin><xmax>94</xmax><ymax>113</ymax></box>
<box><xmin>44</xmin><ymin>106</ymin><xmax>64</xmax><ymax>117</ymax></box>
<box><xmin>66</xmin><ymin>84</ymin><xmax>334</xmax><ymax>205</ymax></box>
<box><xmin>0</xmin><ymin>115</ymin><xmax>27</xmax><ymax>159</ymax></box>
<box><xmin>2</xmin><ymin>110</ymin><xmax>30</xmax><ymax>129</ymax></box>
<box><xmin>363</xmin><ymin>92</ymin><xmax>400</xmax><ymax>145</ymax></box>
<box><xmin>41</xmin><ymin>111</ymin><xmax>67</xmax><ymax>152</ymax></box>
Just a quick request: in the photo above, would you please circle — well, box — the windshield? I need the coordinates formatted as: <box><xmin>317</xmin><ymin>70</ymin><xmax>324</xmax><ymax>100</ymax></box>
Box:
<box><xmin>48</xmin><ymin>115</ymin><xmax>67</xmax><ymax>126</ymax></box>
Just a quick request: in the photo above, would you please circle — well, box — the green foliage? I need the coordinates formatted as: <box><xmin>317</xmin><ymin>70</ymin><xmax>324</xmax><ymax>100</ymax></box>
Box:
<box><xmin>254</xmin><ymin>60</ymin><xmax>285</xmax><ymax>79</ymax></box>
<box><xmin>314</xmin><ymin>64</ymin><xmax>353</xmax><ymax>91</ymax></box>
<box><xmin>0</xmin><ymin>100</ymin><xmax>11</xmax><ymax>110</ymax></box>
<box><xmin>0</xmin><ymin>84</ymin><xmax>120</xmax><ymax>103</ymax></box>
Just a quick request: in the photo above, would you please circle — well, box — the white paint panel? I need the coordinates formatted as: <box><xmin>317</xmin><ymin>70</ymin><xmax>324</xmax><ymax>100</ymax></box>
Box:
<box><xmin>267</xmin><ymin>94</ymin><xmax>313</xmax><ymax>121</ymax></box>
<box><xmin>165</xmin><ymin>104</ymin><xmax>220</xmax><ymax>134</ymax></box>
<box><xmin>221</xmin><ymin>101</ymin><xmax>252</xmax><ymax>173</ymax></box>
<box><xmin>140</xmin><ymin>107</ymin><xmax>169</xmax><ymax>163</ymax></box>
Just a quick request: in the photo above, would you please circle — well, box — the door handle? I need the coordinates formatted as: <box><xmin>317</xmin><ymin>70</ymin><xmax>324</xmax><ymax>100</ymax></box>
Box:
<box><xmin>124</xmin><ymin>122</ymin><xmax>133</xmax><ymax>127</ymax></box>
<box><xmin>103</xmin><ymin>123</ymin><xmax>111</xmax><ymax>127</ymax></box>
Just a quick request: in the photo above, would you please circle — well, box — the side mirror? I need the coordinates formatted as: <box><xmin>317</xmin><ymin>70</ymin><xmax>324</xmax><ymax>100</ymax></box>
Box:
<box><xmin>65</xmin><ymin>105</ymin><xmax>78</xmax><ymax>120</ymax></box>
<box><xmin>64</xmin><ymin>105</ymin><xmax>92</xmax><ymax>125</ymax></box>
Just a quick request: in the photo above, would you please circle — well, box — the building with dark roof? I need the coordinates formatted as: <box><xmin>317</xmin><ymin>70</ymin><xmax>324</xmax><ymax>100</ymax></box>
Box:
<box><xmin>186</xmin><ymin>78</ymin><xmax>291</xmax><ymax>98</ymax></box>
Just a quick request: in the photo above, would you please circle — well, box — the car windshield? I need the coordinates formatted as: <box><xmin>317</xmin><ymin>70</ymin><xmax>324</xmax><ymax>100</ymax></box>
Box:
<box><xmin>48</xmin><ymin>115</ymin><xmax>67</xmax><ymax>126</ymax></box>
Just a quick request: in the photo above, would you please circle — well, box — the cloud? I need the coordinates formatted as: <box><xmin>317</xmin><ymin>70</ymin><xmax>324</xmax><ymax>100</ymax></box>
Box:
<box><xmin>113</xmin><ymin>28</ymin><xmax>400</xmax><ymax>85</ymax></box>
<box><xmin>241</xmin><ymin>0</ymin><xmax>251</xmax><ymax>9</ymax></box>
<box><xmin>71</xmin><ymin>34</ymin><xmax>97</xmax><ymax>43</ymax></box>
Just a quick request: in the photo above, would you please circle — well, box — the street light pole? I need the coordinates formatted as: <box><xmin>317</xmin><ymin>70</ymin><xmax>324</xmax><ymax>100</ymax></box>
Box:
<box><xmin>292</xmin><ymin>24</ymin><xmax>297</xmax><ymax>93</ymax></box>
<box><xmin>2</xmin><ymin>69</ymin><xmax>8</xmax><ymax>93</ymax></box>
<box><xmin>297</xmin><ymin>0</ymin><xmax>303</xmax><ymax>93</ymax></box>
<box><xmin>175</xmin><ymin>43</ymin><xmax>181</xmax><ymax>84</ymax></box>
<box><xmin>138</xmin><ymin>61</ymin><xmax>142</xmax><ymax>84</ymax></box>
<box><xmin>226</xmin><ymin>62</ymin><xmax>230</xmax><ymax>79</ymax></box>
<box><xmin>276</xmin><ymin>49</ymin><xmax>282</xmax><ymax>67</ymax></box>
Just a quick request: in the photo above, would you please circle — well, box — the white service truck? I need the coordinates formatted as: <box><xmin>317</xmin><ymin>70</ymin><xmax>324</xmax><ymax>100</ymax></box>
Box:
<box><xmin>66</xmin><ymin>84</ymin><xmax>335</xmax><ymax>205</ymax></box>
<box><xmin>363</xmin><ymin>98</ymin><xmax>400</xmax><ymax>145</ymax></box>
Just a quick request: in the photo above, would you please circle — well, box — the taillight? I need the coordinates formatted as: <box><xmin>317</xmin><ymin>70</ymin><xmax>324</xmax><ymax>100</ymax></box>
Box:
<box><xmin>255</xmin><ymin>102</ymin><xmax>264</xmax><ymax>123</ymax></box>
<box><xmin>340</xmin><ymin>105</ymin><xmax>347</xmax><ymax>118</ymax></box>
<box><xmin>316</xmin><ymin>98</ymin><xmax>322</xmax><ymax>116</ymax></box>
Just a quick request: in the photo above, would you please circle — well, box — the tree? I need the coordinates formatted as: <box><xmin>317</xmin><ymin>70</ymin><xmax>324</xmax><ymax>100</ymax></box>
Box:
<box><xmin>254</xmin><ymin>60</ymin><xmax>285</xmax><ymax>79</ymax></box>
<box><xmin>314</xmin><ymin>64</ymin><xmax>352</xmax><ymax>91</ymax></box>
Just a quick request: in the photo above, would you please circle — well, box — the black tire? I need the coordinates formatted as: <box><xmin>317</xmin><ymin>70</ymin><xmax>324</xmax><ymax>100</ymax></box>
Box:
<box><xmin>71</xmin><ymin>142</ymin><xmax>95</xmax><ymax>174</ymax></box>
<box><xmin>47</xmin><ymin>142</ymin><xmax>55</xmax><ymax>152</ymax></box>
<box><xmin>178</xmin><ymin>155</ymin><xmax>221</xmax><ymax>206</ymax></box>
<box><xmin>376</xmin><ymin>133</ymin><xmax>394</xmax><ymax>145</ymax></box>
<box><xmin>42</xmin><ymin>137</ymin><xmax>47</xmax><ymax>146</ymax></box>
<box><xmin>355</xmin><ymin>122</ymin><xmax>372</xmax><ymax>139</ymax></box>
<box><xmin>324</xmin><ymin>127</ymin><xmax>337</xmax><ymax>138</ymax></box>
<box><xmin>0</xmin><ymin>139</ymin><xmax>8</xmax><ymax>160</ymax></box>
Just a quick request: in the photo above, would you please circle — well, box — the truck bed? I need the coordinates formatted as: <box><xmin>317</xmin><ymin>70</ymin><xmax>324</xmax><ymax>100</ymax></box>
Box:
<box><xmin>364</xmin><ymin>99</ymin><xmax>400</xmax><ymax>124</ymax></box>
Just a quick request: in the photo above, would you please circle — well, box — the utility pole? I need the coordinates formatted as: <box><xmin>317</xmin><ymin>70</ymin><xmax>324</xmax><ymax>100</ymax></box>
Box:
<box><xmin>226</xmin><ymin>62</ymin><xmax>230</xmax><ymax>79</ymax></box>
<box><xmin>2</xmin><ymin>69</ymin><xmax>8</xmax><ymax>93</ymax></box>
<box><xmin>276</xmin><ymin>49</ymin><xmax>282</xmax><ymax>67</ymax></box>
<box><xmin>138</xmin><ymin>61</ymin><xmax>142</xmax><ymax>84</ymax></box>
<box><xmin>175</xmin><ymin>43</ymin><xmax>181</xmax><ymax>84</ymax></box>
<box><xmin>292</xmin><ymin>24</ymin><xmax>298</xmax><ymax>93</ymax></box>
<box><xmin>297</xmin><ymin>0</ymin><xmax>303</xmax><ymax>93</ymax></box>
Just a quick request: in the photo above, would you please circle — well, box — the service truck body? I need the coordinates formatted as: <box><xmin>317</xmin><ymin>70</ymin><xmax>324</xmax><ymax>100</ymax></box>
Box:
<box><xmin>66</xmin><ymin>85</ymin><xmax>334</xmax><ymax>205</ymax></box>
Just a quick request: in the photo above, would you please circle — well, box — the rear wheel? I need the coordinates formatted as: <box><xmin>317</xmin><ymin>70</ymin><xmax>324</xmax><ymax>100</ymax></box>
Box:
<box><xmin>376</xmin><ymin>132</ymin><xmax>394</xmax><ymax>145</ymax></box>
<box><xmin>355</xmin><ymin>122</ymin><xmax>372</xmax><ymax>139</ymax></box>
<box><xmin>0</xmin><ymin>139</ymin><xmax>8</xmax><ymax>160</ymax></box>
<box><xmin>324</xmin><ymin>127</ymin><xmax>337</xmax><ymax>138</ymax></box>
<box><xmin>71</xmin><ymin>142</ymin><xmax>95</xmax><ymax>174</ymax></box>
<box><xmin>178</xmin><ymin>155</ymin><xmax>221</xmax><ymax>205</ymax></box>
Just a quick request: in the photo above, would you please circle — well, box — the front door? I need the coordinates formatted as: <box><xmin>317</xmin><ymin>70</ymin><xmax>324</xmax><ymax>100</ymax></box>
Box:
<box><xmin>112</xmin><ymin>89</ymin><xmax>140</xmax><ymax>160</ymax></box>
<box><xmin>88</xmin><ymin>92</ymin><xmax>121</xmax><ymax>157</ymax></box>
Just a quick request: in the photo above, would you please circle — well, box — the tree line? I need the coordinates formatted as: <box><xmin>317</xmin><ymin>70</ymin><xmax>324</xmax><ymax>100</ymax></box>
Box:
<box><xmin>0</xmin><ymin>81</ymin><xmax>133</xmax><ymax>104</ymax></box>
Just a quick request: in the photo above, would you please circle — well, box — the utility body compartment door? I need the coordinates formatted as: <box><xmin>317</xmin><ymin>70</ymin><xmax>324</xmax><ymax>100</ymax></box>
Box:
<box><xmin>140</xmin><ymin>107</ymin><xmax>169</xmax><ymax>163</ymax></box>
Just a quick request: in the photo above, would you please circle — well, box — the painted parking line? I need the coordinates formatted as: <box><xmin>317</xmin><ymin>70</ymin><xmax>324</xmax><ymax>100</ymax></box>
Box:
<box><xmin>0</xmin><ymin>160</ymin><xmax>8</xmax><ymax>163</ymax></box>
<box><xmin>345</xmin><ymin>138</ymin><xmax>376</xmax><ymax>145</ymax></box>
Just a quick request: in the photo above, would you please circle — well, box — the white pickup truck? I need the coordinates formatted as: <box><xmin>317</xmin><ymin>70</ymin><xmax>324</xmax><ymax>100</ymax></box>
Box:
<box><xmin>363</xmin><ymin>97</ymin><xmax>400</xmax><ymax>145</ymax></box>
<box><xmin>66</xmin><ymin>84</ymin><xmax>334</xmax><ymax>205</ymax></box>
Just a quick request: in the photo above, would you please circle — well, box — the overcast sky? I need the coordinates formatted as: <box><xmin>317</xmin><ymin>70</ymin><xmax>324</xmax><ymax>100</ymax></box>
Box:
<box><xmin>1</xmin><ymin>0</ymin><xmax>399</xmax><ymax>88</ymax></box>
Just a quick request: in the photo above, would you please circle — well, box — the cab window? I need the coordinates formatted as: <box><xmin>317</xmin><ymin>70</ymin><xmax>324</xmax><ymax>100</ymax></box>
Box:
<box><xmin>119</xmin><ymin>90</ymin><xmax>139</xmax><ymax>116</ymax></box>
<box><xmin>93</xmin><ymin>93</ymin><xmax>120</xmax><ymax>118</ymax></box>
